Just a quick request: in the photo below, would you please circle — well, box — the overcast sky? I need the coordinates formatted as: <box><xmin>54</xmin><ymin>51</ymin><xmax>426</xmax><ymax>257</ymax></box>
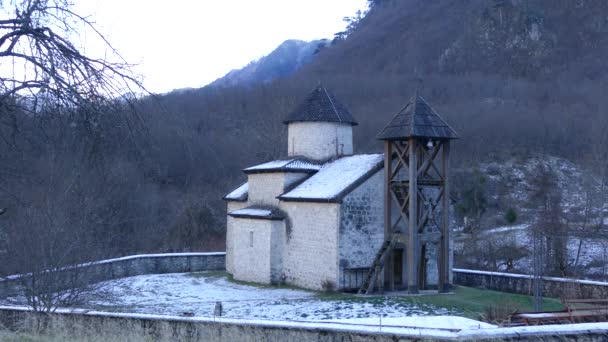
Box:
<box><xmin>76</xmin><ymin>0</ymin><xmax>368</xmax><ymax>93</ymax></box>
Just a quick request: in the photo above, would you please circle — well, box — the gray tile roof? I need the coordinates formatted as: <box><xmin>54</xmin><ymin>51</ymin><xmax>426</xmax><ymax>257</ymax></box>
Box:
<box><xmin>377</xmin><ymin>95</ymin><xmax>458</xmax><ymax>140</ymax></box>
<box><xmin>284</xmin><ymin>85</ymin><xmax>358</xmax><ymax>126</ymax></box>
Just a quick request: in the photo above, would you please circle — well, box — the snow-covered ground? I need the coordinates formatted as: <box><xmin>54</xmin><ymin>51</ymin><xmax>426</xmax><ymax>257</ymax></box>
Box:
<box><xmin>62</xmin><ymin>272</ymin><xmax>456</xmax><ymax>321</ymax></box>
<box><xmin>2</xmin><ymin>271</ymin><xmax>475</xmax><ymax>326</ymax></box>
<box><xmin>5</xmin><ymin>271</ymin><xmax>608</xmax><ymax>338</ymax></box>
<box><xmin>326</xmin><ymin>316</ymin><xmax>495</xmax><ymax>330</ymax></box>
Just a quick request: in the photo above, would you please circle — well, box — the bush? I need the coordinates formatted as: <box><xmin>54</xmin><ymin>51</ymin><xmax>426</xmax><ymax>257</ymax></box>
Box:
<box><xmin>504</xmin><ymin>208</ymin><xmax>517</xmax><ymax>224</ymax></box>
<box><xmin>481</xmin><ymin>300</ymin><xmax>521</xmax><ymax>325</ymax></box>
<box><xmin>321</xmin><ymin>280</ymin><xmax>336</xmax><ymax>293</ymax></box>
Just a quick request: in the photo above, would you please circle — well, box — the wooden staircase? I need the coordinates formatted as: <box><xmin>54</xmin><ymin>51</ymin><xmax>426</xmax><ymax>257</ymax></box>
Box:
<box><xmin>357</xmin><ymin>234</ymin><xmax>398</xmax><ymax>295</ymax></box>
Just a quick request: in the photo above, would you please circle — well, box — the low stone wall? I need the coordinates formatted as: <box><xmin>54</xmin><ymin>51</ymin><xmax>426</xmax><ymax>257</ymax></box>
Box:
<box><xmin>1</xmin><ymin>306</ymin><xmax>607</xmax><ymax>341</ymax></box>
<box><xmin>454</xmin><ymin>268</ymin><xmax>608</xmax><ymax>299</ymax></box>
<box><xmin>0</xmin><ymin>252</ymin><xmax>225</xmax><ymax>298</ymax></box>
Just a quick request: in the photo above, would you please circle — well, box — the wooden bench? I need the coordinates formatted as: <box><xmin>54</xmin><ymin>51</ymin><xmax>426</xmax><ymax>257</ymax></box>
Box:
<box><xmin>562</xmin><ymin>298</ymin><xmax>608</xmax><ymax>307</ymax></box>
<box><xmin>511</xmin><ymin>307</ymin><xmax>608</xmax><ymax>325</ymax></box>
<box><xmin>510</xmin><ymin>298</ymin><xmax>608</xmax><ymax>325</ymax></box>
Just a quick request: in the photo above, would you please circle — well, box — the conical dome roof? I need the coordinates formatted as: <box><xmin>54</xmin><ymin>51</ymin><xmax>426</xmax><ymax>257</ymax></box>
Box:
<box><xmin>284</xmin><ymin>85</ymin><xmax>358</xmax><ymax>126</ymax></box>
<box><xmin>377</xmin><ymin>94</ymin><xmax>458</xmax><ymax>140</ymax></box>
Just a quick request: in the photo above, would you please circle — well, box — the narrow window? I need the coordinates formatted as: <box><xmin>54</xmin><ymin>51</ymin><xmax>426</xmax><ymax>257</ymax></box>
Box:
<box><xmin>249</xmin><ymin>231</ymin><xmax>254</xmax><ymax>247</ymax></box>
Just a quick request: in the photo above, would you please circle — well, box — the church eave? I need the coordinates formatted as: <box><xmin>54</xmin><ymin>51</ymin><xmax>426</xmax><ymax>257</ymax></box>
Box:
<box><xmin>227</xmin><ymin>213</ymin><xmax>284</xmax><ymax>221</ymax></box>
<box><xmin>243</xmin><ymin>168</ymin><xmax>318</xmax><ymax>175</ymax></box>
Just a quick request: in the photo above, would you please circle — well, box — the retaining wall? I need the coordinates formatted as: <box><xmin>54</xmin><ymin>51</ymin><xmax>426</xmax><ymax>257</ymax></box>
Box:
<box><xmin>454</xmin><ymin>268</ymin><xmax>608</xmax><ymax>299</ymax></box>
<box><xmin>1</xmin><ymin>306</ymin><xmax>607</xmax><ymax>341</ymax></box>
<box><xmin>0</xmin><ymin>252</ymin><xmax>225</xmax><ymax>298</ymax></box>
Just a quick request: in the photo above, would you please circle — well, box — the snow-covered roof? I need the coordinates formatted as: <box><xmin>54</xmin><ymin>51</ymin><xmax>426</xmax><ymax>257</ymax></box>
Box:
<box><xmin>243</xmin><ymin>159</ymin><xmax>321</xmax><ymax>174</ymax></box>
<box><xmin>228</xmin><ymin>206</ymin><xmax>285</xmax><ymax>220</ymax></box>
<box><xmin>279</xmin><ymin>154</ymin><xmax>384</xmax><ymax>203</ymax></box>
<box><xmin>223</xmin><ymin>182</ymin><xmax>248</xmax><ymax>202</ymax></box>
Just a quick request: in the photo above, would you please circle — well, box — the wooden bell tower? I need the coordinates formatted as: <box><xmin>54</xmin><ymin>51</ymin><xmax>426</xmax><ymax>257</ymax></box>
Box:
<box><xmin>359</xmin><ymin>93</ymin><xmax>457</xmax><ymax>295</ymax></box>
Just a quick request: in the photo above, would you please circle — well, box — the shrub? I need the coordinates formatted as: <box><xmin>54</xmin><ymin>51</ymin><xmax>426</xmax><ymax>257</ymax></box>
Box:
<box><xmin>481</xmin><ymin>300</ymin><xmax>521</xmax><ymax>325</ymax></box>
<box><xmin>504</xmin><ymin>208</ymin><xmax>517</xmax><ymax>224</ymax></box>
<box><xmin>321</xmin><ymin>280</ymin><xmax>335</xmax><ymax>293</ymax></box>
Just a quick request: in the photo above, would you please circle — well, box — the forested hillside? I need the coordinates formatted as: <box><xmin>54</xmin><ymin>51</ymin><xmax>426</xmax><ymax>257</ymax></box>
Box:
<box><xmin>2</xmin><ymin>0</ymin><xmax>607</xmax><ymax>276</ymax></box>
<box><xmin>209</xmin><ymin>39</ymin><xmax>326</xmax><ymax>87</ymax></box>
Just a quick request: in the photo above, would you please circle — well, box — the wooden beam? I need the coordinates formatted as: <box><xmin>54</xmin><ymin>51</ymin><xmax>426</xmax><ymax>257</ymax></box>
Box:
<box><xmin>384</xmin><ymin>141</ymin><xmax>392</xmax><ymax>240</ymax></box>
<box><xmin>384</xmin><ymin>141</ymin><xmax>393</xmax><ymax>289</ymax></box>
<box><xmin>391</xmin><ymin>142</ymin><xmax>408</xmax><ymax>178</ymax></box>
<box><xmin>393</xmin><ymin>142</ymin><xmax>410</xmax><ymax>177</ymax></box>
<box><xmin>439</xmin><ymin>141</ymin><xmax>451</xmax><ymax>293</ymax></box>
<box><xmin>407</xmin><ymin>138</ymin><xmax>419</xmax><ymax>294</ymax></box>
<box><xmin>390</xmin><ymin>179</ymin><xmax>444</xmax><ymax>187</ymax></box>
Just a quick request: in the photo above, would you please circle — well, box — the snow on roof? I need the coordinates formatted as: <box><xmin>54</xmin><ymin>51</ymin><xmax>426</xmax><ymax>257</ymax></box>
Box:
<box><xmin>223</xmin><ymin>182</ymin><xmax>248</xmax><ymax>201</ymax></box>
<box><xmin>228</xmin><ymin>206</ymin><xmax>285</xmax><ymax>220</ymax></box>
<box><xmin>243</xmin><ymin>159</ymin><xmax>321</xmax><ymax>174</ymax></box>
<box><xmin>279</xmin><ymin>154</ymin><xmax>384</xmax><ymax>202</ymax></box>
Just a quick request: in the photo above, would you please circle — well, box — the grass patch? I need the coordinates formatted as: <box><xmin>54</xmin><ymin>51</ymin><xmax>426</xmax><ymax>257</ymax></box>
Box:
<box><xmin>315</xmin><ymin>286</ymin><xmax>563</xmax><ymax>320</ymax></box>
<box><xmin>405</xmin><ymin>286</ymin><xmax>563</xmax><ymax>319</ymax></box>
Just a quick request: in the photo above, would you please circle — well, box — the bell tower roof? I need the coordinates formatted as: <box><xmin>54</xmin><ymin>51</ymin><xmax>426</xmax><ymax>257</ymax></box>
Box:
<box><xmin>284</xmin><ymin>84</ymin><xmax>358</xmax><ymax>126</ymax></box>
<box><xmin>377</xmin><ymin>94</ymin><xmax>458</xmax><ymax>141</ymax></box>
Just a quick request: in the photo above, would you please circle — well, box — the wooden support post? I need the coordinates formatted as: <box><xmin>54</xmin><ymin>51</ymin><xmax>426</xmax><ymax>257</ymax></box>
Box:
<box><xmin>439</xmin><ymin>141</ymin><xmax>451</xmax><ymax>293</ymax></box>
<box><xmin>376</xmin><ymin>265</ymin><xmax>384</xmax><ymax>294</ymax></box>
<box><xmin>384</xmin><ymin>142</ymin><xmax>393</xmax><ymax>290</ymax></box>
<box><xmin>407</xmin><ymin>138</ymin><xmax>419</xmax><ymax>294</ymax></box>
<box><xmin>389</xmin><ymin>250</ymin><xmax>395</xmax><ymax>291</ymax></box>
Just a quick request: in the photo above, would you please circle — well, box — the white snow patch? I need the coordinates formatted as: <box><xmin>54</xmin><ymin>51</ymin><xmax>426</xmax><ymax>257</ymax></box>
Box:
<box><xmin>280</xmin><ymin>154</ymin><xmax>383</xmax><ymax>200</ymax></box>
<box><xmin>481</xmin><ymin>224</ymin><xmax>529</xmax><ymax>235</ymax></box>
<box><xmin>225</xmin><ymin>182</ymin><xmax>248</xmax><ymax>200</ymax></box>
<box><xmin>244</xmin><ymin>159</ymin><xmax>320</xmax><ymax>172</ymax></box>
<box><xmin>229</xmin><ymin>208</ymin><xmax>273</xmax><ymax>217</ymax></box>
<box><xmin>325</xmin><ymin>316</ymin><xmax>495</xmax><ymax>330</ymax></box>
<box><xmin>454</xmin><ymin>268</ymin><xmax>533</xmax><ymax>280</ymax></box>
<box><xmin>7</xmin><ymin>272</ymin><xmax>454</xmax><ymax>321</ymax></box>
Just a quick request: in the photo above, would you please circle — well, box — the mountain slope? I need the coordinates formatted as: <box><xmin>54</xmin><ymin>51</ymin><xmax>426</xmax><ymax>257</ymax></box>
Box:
<box><xmin>151</xmin><ymin>0</ymin><xmax>608</xmax><ymax>229</ymax></box>
<box><xmin>210</xmin><ymin>39</ymin><xmax>327</xmax><ymax>88</ymax></box>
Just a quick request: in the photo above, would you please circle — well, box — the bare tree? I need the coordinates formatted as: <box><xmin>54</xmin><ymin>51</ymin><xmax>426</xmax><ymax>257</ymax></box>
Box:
<box><xmin>0</xmin><ymin>0</ymin><xmax>148</xmax><ymax>310</ymax></box>
<box><xmin>0</xmin><ymin>0</ymin><xmax>144</xmax><ymax>114</ymax></box>
<box><xmin>530</xmin><ymin>163</ymin><xmax>568</xmax><ymax>276</ymax></box>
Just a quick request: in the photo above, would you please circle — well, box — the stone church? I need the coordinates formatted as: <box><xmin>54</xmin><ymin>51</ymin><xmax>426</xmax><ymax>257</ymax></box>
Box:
<box><xmin>224</xmin><ymin>85</ymin><xmax>385</xmax><ymax>291</ymax></box>
<box><xmin>224</xmin><ymin>85</ymin><xmax>453</xmax><ymax>292</ymax></box>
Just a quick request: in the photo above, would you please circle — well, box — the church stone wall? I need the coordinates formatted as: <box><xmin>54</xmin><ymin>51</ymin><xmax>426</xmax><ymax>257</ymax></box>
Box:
<box><xmin>226</xmin><ymin>202</ymin><xmax>249</xmax><ymax>275</ymax></box>
<box><xmin>247</xmin><ymin>173</ymin><xmax>308</xmax><ymax>207</ymax></box>
<box><xmin>287</xmin><ymin>122</ymin><xmax>353</xmax><ymax>160</ymax></box>
<box><xmin>247</xmin><ymin>174</ymin><xmax>285</xmax><ymax>206</ymax></box>
<box><xmin>231</xmin><ymin>218</ymin><xmax>282</xmax><ymax>284</ymax></box>
<box><xmin>269</xmin><ymin>220</ymin><xmax>285</xmax><ymax>284</ymax></box>
<box><xmin>338</xmin><ymin>170</ymin><xmax>384</xmax><ymax>289</ymax></box>
<box><xmin>281</xmin><ymin>202</ymin><xmax>340</xmax><ymax>290</ymax></box>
